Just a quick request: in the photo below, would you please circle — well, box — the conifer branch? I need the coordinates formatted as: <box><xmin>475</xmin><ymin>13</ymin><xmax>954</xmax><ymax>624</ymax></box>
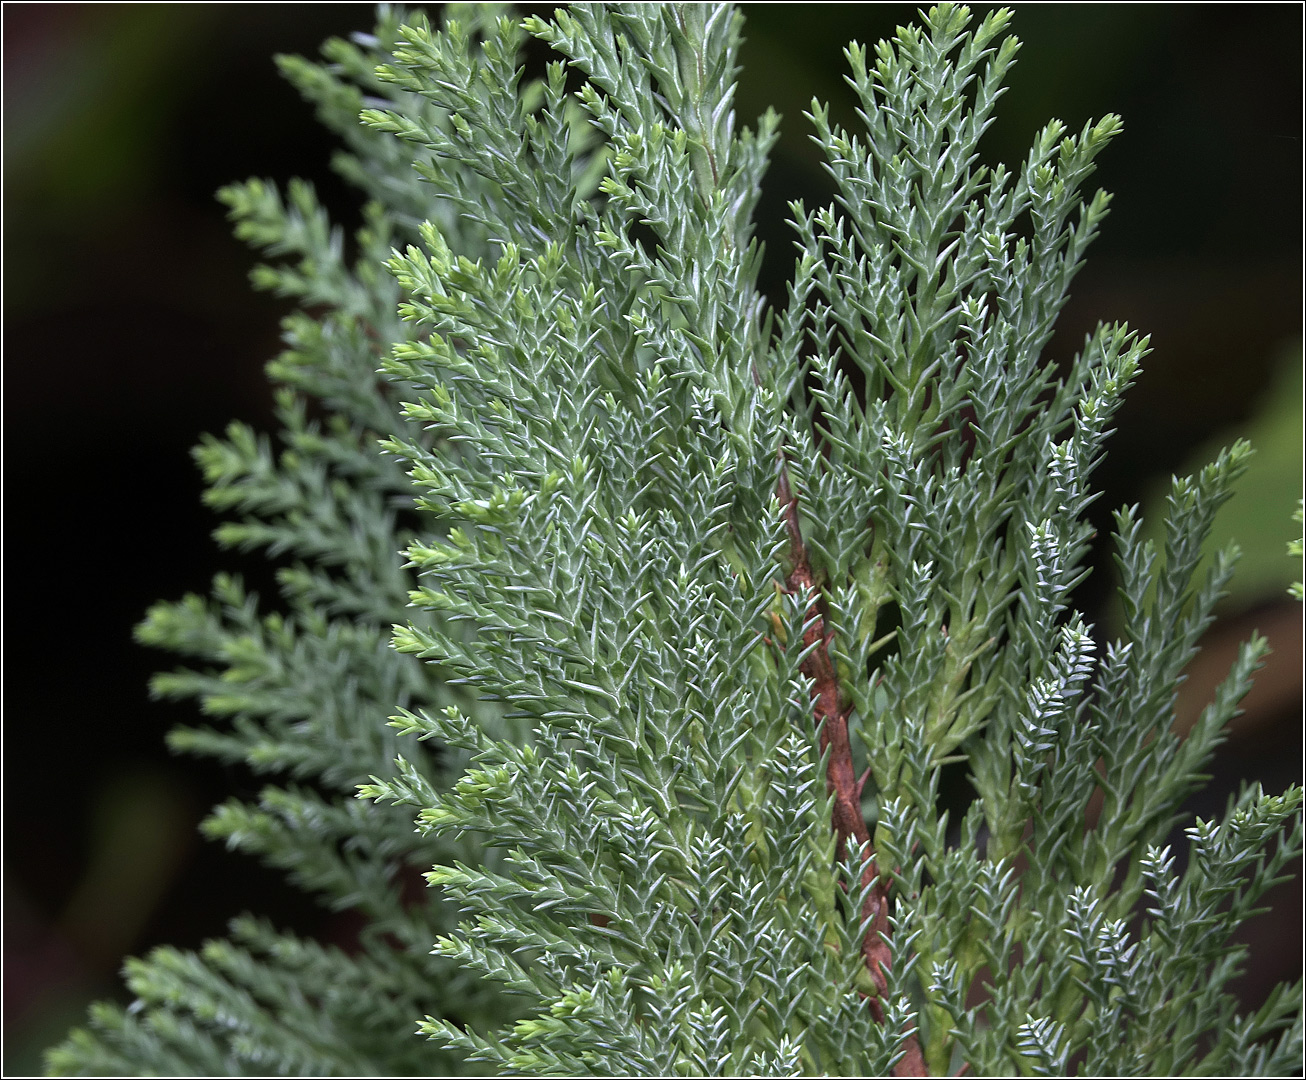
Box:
<box><xmin>49</xmin><ymin>6</ymin><xmax>1302</xmax><ymax>1077</ymax></box>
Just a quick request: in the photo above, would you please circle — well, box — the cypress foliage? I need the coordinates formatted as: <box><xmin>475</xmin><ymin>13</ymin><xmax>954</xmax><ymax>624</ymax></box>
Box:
<box><xmin>50</xmin><ymin>4</ymin><xmax>1302</xmax><ymax>1076</ymax></box>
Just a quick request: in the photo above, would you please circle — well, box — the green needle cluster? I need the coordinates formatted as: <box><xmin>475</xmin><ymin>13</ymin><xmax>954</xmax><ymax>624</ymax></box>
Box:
<box><xmin>50</xmin><ymin>5</ymin><xmax>1301</xmax><ymax>1076</ymax></box>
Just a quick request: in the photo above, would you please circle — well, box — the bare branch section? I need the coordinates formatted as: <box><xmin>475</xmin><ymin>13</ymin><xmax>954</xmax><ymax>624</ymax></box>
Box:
<box><xmin>778</xmin><ymin>466</ymin><xmax>928</xmax><ymax>1078</ymax></box>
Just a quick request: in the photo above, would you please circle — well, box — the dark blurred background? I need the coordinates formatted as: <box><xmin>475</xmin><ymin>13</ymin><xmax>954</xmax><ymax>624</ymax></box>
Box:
<box><xmin>3</xmin><ymin>4</ymin><xmax>1301</xmax><ymax>1073</ymax></box>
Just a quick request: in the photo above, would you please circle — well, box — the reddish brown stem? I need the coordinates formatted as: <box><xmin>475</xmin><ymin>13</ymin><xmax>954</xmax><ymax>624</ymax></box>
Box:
<box><xmin>778</xmin><ymin>464</ymin><xmax>928</xmax><ymax>1078</ymax></box>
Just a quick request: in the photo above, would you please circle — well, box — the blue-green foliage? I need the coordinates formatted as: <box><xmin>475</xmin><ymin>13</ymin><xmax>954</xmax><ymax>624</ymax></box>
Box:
<box><xmin>47</xmin><ymin>8</ymin><xmax>523</xmax><ymax>1077</ymax></box>
<box><xmin>51</xmin><ymin>4</ymin><xmax>1301</xmax><ymax>1077</ymax></box>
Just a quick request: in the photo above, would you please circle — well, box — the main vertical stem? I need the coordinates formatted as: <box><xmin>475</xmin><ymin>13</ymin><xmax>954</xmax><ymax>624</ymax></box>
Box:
<box><xmin>778</xmin><ymin>466</ymin><xmax>928</xmax><ymax>1077</ymax></box>
<box><xmin>668</xmin><ymin>8</ymin><xmax>925</xmax><ymax>1070</ymax></box>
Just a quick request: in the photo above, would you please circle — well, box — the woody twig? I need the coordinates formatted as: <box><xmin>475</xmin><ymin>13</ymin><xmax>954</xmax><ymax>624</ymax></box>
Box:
<box><xmin>777</xmin><ymin>462</ymin><xmax>927</xmax><ymax>1078</ymax></box>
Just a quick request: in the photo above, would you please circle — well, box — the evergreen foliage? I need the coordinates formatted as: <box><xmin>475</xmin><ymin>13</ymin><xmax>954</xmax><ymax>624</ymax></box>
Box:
<box><xmin>50</xmin><ymin>4</ymin><xmax>1302</xmax><ymax>1076</ymax></box>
